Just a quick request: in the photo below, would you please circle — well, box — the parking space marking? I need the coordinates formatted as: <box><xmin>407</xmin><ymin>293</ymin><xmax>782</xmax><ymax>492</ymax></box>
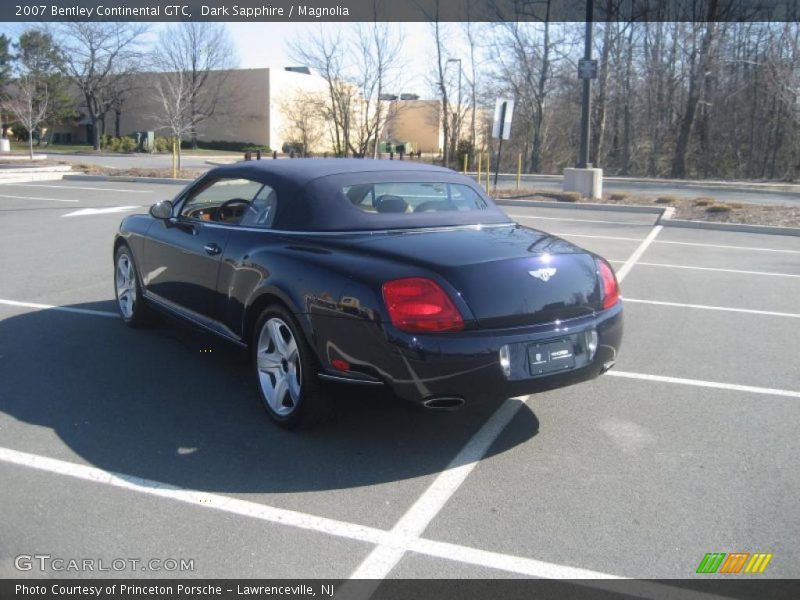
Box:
<box><xmin>656</xmin><ymin>239</ymin><xmax>800</xmax><ymax>254</ymax></box>
<box><xmin>63</xmin><ymin>206</ymin><xmax>141</xmax><ymax>218</ymax></box>
<box><xmin>608</xmin><ymin>370</ymin><xmax>800</xmax><ymax>399</ymax></box>
<box><xmin>0</xmin><ymin>298</ymin><xmax>118</xmax><ymax>318</ymax></box>
<box><xmin>0</xmin><ymin>193</ymin><xmax>78</xmax><ymax>203</ymax></box>
<box><xmin>0</xmin><ymin>446</ymin><xmax>388</xmax><ymax>546</ymax></box>
<box><xmin>349</xmin><ymin>396</ymin><xmax>531</xmax><ymax>581</ymax></box>
<box><xmin>615</xmin><ymin>225</ymin><xmax>664</xmax><ymax>282</ymax></box>
<box><xmin>621</xmin><ymin>261</ymin><xmax>800</xmax><ymax>279</ymax></box>
<box><xmin>624</xmin><ymin>298</ymin><xmax>800</xmax><ymax>319</ymax></box>
<box><xmin>509</xmin><ymin>213</ymin><xmax>651</xmax><ymax>227</ymax></box>
<box><xmin>1</xmin><ymin>183</ymin><xmax>152</xmax><ymax>193</ymax></box>
<box><xmin>551</xmin><ymin>232</ymin><xmax>645</xmax><ymax>242</ymax></box>
<box><xmin>0</xmin><ymin>446</ymin><xmax>637</xmax><ymax>585</ymax></box>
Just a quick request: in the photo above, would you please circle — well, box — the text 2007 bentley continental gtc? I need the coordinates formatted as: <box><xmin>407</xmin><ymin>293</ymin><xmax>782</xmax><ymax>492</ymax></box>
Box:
<box><xmin>114</xmin><ymin>159</ymin><xmax>622</xmax><ymax>428</ymax></box>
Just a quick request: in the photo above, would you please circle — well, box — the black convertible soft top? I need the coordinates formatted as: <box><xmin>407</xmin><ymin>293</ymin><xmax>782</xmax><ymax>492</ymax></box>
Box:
<box><xmin>203</xmin><ymin>159</ymin><xmax>513</xmax><ymax>232</ymax></box>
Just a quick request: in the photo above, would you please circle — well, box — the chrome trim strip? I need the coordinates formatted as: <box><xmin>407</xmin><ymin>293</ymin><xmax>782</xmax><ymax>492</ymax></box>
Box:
<box><xmin>317</xmin><ymin>373</ymin><xmax>384</xmax><ymax>386</ymax></box>
<box><xmin>191</xmin><ymin>221</ymin><xmax>514</xmax><ymax>236</ymax></box>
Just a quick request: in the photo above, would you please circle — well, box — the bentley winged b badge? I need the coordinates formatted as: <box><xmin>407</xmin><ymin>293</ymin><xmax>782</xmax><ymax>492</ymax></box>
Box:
<box><xmin>529</xmin><ymin>267</ymin><xmax>557</xmax><ymax>282</ymax></box>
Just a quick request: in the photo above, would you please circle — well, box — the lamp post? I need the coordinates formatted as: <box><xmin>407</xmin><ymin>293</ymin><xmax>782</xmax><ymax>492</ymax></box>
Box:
<box><xmin>578</xmin><ymin>0</ymin><xmax>594</xmax><ymax>168</ymax></box>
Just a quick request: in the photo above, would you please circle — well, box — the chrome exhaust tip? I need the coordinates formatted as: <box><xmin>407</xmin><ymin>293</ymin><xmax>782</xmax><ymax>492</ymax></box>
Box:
<box><xmin>422</xmin><ymin>396</ymin><xmax>465</xmax><ymax>410</ymax></box>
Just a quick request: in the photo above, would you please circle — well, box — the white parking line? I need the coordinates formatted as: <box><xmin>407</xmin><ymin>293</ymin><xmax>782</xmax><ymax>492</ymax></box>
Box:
<box><xmin>625</xmin><ymin>261</ymin><xmax>800</xmax><ymax>279</ymax></box>
<box><xmin>0</xmin><ymin>193</ymin><xmax>78</xmax><ymax>203</ymax></box>
<box><xmin>551</xmin><ymin>232</ymin><xmax>645</xmax><ymax>242</ymax></box>
<box><xmin>510</xmin><ymin>213</ymin><xmax>651</xmax><ymax>226</ymax></box>
<box><xmin>656</xmin><ymin>239</ymin><xmax>800</xmax><ymax>255</ymax></box>
<box><xmin>63</xmin><ymin>206</ymin><xmax>141</xmax><ymax>218</ymax></box>
<box><xmin>0</xmin><ymin>446</ymin><xmax>732</xmax><ymax>598</ymax></box>
<box><xmin>548</xmin><ymin>232</ymin><xmax>800</xmax><ymax>256</ymax></box>
<box><xmin>624</xmin><ymin>298</ymin><xmax>800</xmax><ymax>319</ymax></box>
<box><xmin>2</xmin><ymin>183</ymin><xmax>151</xmax><ymax>193</ymax></box>
<box><xmin>0</xmin><ymin>446</ymin><xmax>616</xmax><ymax>582</ymax></box>
<box><xmin>615</xmin><ymin>225</ymin><xmax>663</xmax><ymax>282</ymax></box>
<box><xmin>608</xmin><ymin>370</ymin><xmax>800</xmax><ymax>399</ymax></box>
<box><xmin>0</xmin><ymin>298</ymin><xmax>118</xmax><ymax>318</ymax></box>
<box><xmin>349</xmin><ymin>396</ymin><xmax>530</xmax><ymax>581</ymax></box>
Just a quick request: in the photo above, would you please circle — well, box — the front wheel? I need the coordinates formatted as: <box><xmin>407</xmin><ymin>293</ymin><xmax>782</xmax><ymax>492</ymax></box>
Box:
<box><xmin>252</xmin><ymin>306</ymin><xmax>330</xmax><ymax>429</ymax></box>
<box><xmin>114</xmin><ymin>245</ymin><xmax>150</xmax><ymax>326</ymax></box>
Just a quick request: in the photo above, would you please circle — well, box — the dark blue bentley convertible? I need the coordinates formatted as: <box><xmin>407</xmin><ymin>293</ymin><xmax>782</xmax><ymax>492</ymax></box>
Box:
<box><xmin>114</xmin><ymin>159</ymin><xmax>622</xmax><ymax>428</ymax></box>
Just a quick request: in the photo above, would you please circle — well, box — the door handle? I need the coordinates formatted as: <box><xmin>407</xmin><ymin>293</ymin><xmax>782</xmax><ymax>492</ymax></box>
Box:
<box><xmin>204</xmin><ymin>242</ymin><xmax>221</xmax><ymax>256</ymax></box>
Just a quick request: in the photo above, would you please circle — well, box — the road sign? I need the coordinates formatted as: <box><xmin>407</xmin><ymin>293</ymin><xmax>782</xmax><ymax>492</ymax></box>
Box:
<box><xmin>578</xmin><ymin>59</ymin><xmax>598</xmax><ymax>79</ymax></box>
<box><xmin>491</xmin><ymin>99</ymin><xmax>514</xmax><ymax>140</ymax></box>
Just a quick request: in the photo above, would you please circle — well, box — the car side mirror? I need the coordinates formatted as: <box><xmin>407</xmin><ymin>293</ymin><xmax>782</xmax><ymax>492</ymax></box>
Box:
<box><xmin>150</xmin><ymin>200</ymin><xmax>174</xmax><ymax>220</ymax></box>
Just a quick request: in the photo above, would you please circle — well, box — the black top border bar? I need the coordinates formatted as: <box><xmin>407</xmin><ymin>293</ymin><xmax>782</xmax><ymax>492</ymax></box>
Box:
<box><xmin>3</xmin><ymin>0</ymin><xmax>800</xmax><ymax>22</ymax></box>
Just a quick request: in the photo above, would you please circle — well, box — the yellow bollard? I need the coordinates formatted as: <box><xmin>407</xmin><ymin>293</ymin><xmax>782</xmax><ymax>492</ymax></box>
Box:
<box><xmin>485</xmin><ymin>154</ymin><xmax>490</xmax><ymax>196</ymax></box>
<box><xmin>463</xmin><ymin>152</ymin><xmax>468</xmax><ymax>175</ymax></box>
<box><xmin>477</xmin><ymin>152</ymin><xmax>482</xmax><ymax>184</ymax></box>
<box><xmin>516</xmin><ymin>153</ymin><xmax>522</xmax><ymax>190</ymax></box>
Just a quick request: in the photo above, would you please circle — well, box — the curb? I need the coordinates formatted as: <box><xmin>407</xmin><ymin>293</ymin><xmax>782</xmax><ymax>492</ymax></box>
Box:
<box><xmin>662</xmin><ymin>219</ymin><xmax>800</xmax><ymax>237</ymax></box>
<box><xmin>473</xmin><ymin>172</ymin><xmax>800</xmax><ymax>195</ymax></box>
<box><xmin>63</xmin><ymin>174</ymin><xmax>192</xmax><ymax>185</ymax></box>
<box><xmin>495</xmin><ymin>198</ymin><xmax>800</xmax><ymax>236</ymax></box>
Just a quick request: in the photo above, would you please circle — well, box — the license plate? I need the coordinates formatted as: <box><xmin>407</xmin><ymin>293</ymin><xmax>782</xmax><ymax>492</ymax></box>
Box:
<box><xmin>527</xmin><ymin>339</ymin><xmax>576</xmax><ymax>376</ymax></box>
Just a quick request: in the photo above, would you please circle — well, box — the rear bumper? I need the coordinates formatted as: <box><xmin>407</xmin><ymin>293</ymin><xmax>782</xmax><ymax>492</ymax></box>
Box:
<box><xmin>314</xmin><ymin>302</ymin><xmax>623</xmax><ymax>405</ymax></box>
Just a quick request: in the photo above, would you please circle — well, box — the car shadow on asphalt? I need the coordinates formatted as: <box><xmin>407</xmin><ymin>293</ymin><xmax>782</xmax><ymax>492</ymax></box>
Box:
<box><xmin>0</xmin><ymin>301</ymin><xmax>540</xmax><ymax>493</ymax></box>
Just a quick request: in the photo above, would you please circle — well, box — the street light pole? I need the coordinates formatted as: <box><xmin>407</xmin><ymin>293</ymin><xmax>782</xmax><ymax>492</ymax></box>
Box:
<box><xmin>578</xmin><ymin>0</ymin><xmax>594</xmax><ymax>169</ymax></box>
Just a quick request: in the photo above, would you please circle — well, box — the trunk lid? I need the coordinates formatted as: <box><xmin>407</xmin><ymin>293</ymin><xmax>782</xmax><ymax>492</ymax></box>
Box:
<box><xmin>342</xmin><ymin>224</ymin><xmax>604</xmax><ymax>328</ymax></box>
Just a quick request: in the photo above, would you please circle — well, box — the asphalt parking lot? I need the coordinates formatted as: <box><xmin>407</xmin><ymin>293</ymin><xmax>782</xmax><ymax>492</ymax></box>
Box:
<box><xmin>0</xmin><ymin>178</ymin><xmax>798</xmax><ymax>586</ymax></box>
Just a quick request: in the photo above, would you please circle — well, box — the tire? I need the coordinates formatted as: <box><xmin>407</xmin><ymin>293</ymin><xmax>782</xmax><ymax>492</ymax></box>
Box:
<box><xmin>252</xmin><ymin>305</ymin><xmax>331</xmax><ymax>429</ymax></box>
<box><xmin>114</xmin><ymin>244</ymin><xmax>150</xmax><ymax>327</ymax></box>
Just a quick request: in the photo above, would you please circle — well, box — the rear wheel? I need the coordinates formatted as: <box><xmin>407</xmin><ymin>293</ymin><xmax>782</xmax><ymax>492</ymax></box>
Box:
<box><xmin>114</xmin><ymin>245</ymin><xmax>150</xmax><ymax>326</ymax></box>
<box><xmin>252</xmin><ymin>306</ymin><xmax>330</xmax><ymax>429</ymax></box>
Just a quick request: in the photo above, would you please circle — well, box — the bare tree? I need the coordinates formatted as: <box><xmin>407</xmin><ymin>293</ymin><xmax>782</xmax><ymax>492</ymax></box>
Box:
<box><xmin>289</xmin><ymin>29</ymin><xmax>352</xmax><ymax>156</ymax></box>
<box><xmin>54</xmin><ymin>22</ymin><xmax>148</xmax><ymax>150</ymax></box>
<box><xmin>154</xmin><ymin>23</ymin><xmax>237</xmax><ymax>149</ymax></box>
<box><xmin>2</xmin><ymin>76</ymin><xmax>48</xmax><ymax>159</ymax></box>
<box><xmin>279</xmin><ymin>90</ymin><xmax>327</xmax><ymax>155</ymax></box>
<box><xmin>430</xmin><ymin>3</ymin><xmax>451</xmax><ymax>166</ymax></box>
<box><xmin>153</xmin><ymin>71</ymin><xmax>193</xmax><ymax>171</ymax></box>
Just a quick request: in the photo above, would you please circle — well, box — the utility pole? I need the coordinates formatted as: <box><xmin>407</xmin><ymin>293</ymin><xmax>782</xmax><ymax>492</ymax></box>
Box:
<box><xmin>578</xmin><ymin>0</ymin><xmax>594</xmax><ymax>168</ymax></box>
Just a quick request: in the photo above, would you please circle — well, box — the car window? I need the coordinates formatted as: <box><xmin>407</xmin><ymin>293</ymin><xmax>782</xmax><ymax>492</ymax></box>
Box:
<box><xmin>239</xmin><ymin>184</ymin><xmax>278</xmax><ymax>229</ymax></box>
<box><xmin>180</xmin><ymin>178</ymin><xmax>264</xmax><ymax>225</ymax></box>
<box><xmin>343</xmin><ymin>182</ymin><xmax>487</xmax><ymax>214</ymax></box>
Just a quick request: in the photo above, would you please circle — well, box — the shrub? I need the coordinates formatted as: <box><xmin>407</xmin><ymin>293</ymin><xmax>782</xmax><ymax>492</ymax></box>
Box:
<box><xmin>655</xmin><ymin>196</ymin><xmax>677</xmax><ymax>204</ymax></box>
<box><xmin>693</xmin><ymin>197</ymin><xmax>714</xmax><ymax>206</ymax></box>
<box><xmin>728</xmin><ymin>202</ymin><xmax>743</xmax><ymax>209</ymax></box>
<box><xmin>609</xmin><ymin>192</ymin><xmax>629</xmax><ymax>201</ymax></box>
<box><xmin>180</xmin><ymin>139</ymin><xmax>271</xmax><ymax>152</ymax></box>
<box><xmin>99</xmin><ymin>134</ymin><xmax>113</xmax><ymax>150</ymax></box>
<box><xmin>540</xmin><ymin>191</ymin><xmax>581</xmax><ymax>203</ymax></box>
<box><xmin>154</xmin><ymin>136</ymin><xmax>171</xmax><ymax>153</ymax></box>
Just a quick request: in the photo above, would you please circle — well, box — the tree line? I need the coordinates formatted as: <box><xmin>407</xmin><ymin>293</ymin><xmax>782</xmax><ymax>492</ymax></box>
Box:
<box><xmin>0</xmin><ymin>22</ymin><xmax>234</xmax><ymax>163</ymax></box>
<box><xmin>1</xmin><ymin>17</ymin><xmax>798</xmax><ymax>181</ymax></box>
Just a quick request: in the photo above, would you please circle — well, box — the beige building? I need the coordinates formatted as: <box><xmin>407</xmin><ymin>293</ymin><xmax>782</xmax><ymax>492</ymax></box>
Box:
<box><xmin>52</xmin><ymin>67</ymin><xmax>475</xmax><ymax>155</ymax></box>
<box><xmin>55</xmin><ymin>68</ymin><xmax>330</xmax><ymax>151</ymax></box>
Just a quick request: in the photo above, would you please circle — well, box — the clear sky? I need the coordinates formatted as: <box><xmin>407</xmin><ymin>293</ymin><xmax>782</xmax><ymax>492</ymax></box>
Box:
<box><xmin>225</xmin><ymin>22</ymin><xmax>443</xmax><ymax>98</ymax></box>
<box><xmin>0</xmin><ymin>21</ymin><xmax>462</xmax><ymax>101</ymax></box>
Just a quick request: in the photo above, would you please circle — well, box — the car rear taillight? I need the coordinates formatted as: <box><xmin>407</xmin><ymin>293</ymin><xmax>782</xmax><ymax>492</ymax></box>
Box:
<box><xmin>382</xmin><ymin>277</ymin><xmax>464</xmax><ymax>333</ymax></box>
<box><xmin>597</xmin><ymin>259</ymin><xmax>620</xmax><ymax>310</ymax></box>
